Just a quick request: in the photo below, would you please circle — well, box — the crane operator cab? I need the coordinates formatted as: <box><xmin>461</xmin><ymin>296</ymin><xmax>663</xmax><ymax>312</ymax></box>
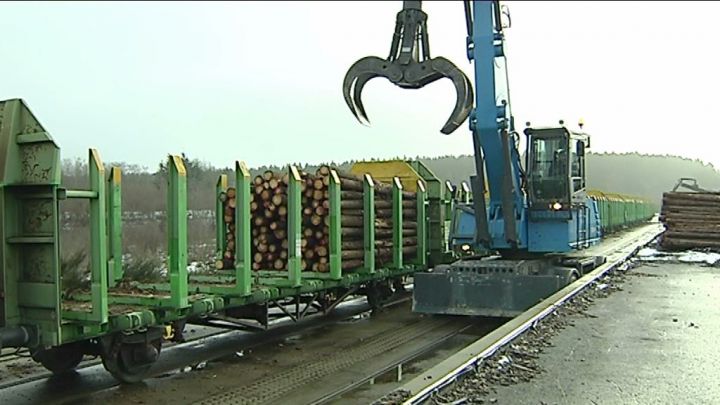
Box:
<box><xmin>525</xmin><ymin>126</ymin><xmax>590</xmax><ymax>220</ymax></box>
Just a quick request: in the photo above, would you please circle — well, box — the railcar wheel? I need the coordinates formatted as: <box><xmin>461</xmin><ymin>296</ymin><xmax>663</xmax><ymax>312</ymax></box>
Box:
<box><xmin>101</xmin><ymin>337</ymin><xmax>162</xmax><ymax>384</ymax></box>
<box><xmin>33</xmin><ymin>342</ymin><xmax>85</xmax><ymax>374</ymax></box>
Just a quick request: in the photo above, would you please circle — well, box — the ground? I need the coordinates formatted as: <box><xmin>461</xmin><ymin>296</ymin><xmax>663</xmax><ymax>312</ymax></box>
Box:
<box><xmin>442</xmin><ymin>253</ymin><xmax>720</xmax><ymax>405</ymax></box>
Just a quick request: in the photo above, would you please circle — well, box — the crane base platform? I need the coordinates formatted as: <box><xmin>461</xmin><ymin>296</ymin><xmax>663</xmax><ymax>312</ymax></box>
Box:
<box><xmin>412</xmin><ymin>255</ymin><xmax>605</xmax><ymax>318</ymax></box>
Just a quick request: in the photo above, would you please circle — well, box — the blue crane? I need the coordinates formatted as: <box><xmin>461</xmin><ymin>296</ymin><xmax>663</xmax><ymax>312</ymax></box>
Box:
<box><xmin>343</xmin><ymin>1</ymin><xmax>604</xmax><ymax>317</ymax></box>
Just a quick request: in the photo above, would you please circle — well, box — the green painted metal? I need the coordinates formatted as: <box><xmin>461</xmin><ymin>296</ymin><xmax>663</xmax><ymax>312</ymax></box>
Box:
<box><xmin>363</xmin><ymin>174</ymin><xmax>375</xmax><ymax>273</ymax></box>
<box><xmin>215</xmin><ymin>174</ymin><xmax>228</xmax><ymax>260</ymax></box>
<box><xmin>407</xmin><ymin>161</ymin><xmax>449</xmax><ymax>266</ymax></box>
<box><xmin>287</xmin><ymin>165</ymin><xmax>302</xmax><ymax>287</ymax></box>
<box><xmin>415</xmin><ymin>180</ymin><xmax>427</xmax><ymax>266</ymax></box>
<box><xmin>62</xmin><ymin>150</ymin><xmax>110</xmax><ymax>324</ymax></box>
<box><xmin>392</xmin><ymin>177</ymin><xmax>403</xmax><ymax>269</ymax></box>
<box><xmin>166</xmin><ymin>155</ymin><xmax>189</xmax><ymax>308</ymax></box>
<box><xmin>66</xmin><ymin>190</ymin><xmax>98</xmax><ymax>199</ymax></box>
<box><xmin>109</xmin><ymin>310</ymin><xmax>156</xmax><ymax>331</ymax></box>
<box><xmin>1</xmin><ymin>100</ymin><xmax>447</xmax><ymax>352</ymax></box>
<box><xmin>88</xmin><ymin>149</ymin><xmax>109</xmax><ymax>324</ymax></box>
<box><xmin>0</xmin><ymin>99</ymin><xmax>63</xmax><ymax>346</ymax></box>
<box><xmin>233</xmin><ymin>161</ymin><xmax>252</xmax><ymax>295</ymax></box>
<box><xmin>445</xmin><ymin>180</ymin><xmax>455</xmax><ymax>219</ymax></box>
<box><xmin>106</xmin><ymin>166</ymin><xmax>123</xmax><ymax>286</ymax></box>
<box><xmin>328</xmin><ymin>169</ymin><xmax>342</xmax><ymax>280</ymax></box>
<box><xmin>300</xmin><ymin>271</ymin><xmax>338</xmax><ymax>280</ymax></box>
<box><xmin>62</xmin><ymin>263</ymin><xmax>419</xmax><ymax>342</ymax></box>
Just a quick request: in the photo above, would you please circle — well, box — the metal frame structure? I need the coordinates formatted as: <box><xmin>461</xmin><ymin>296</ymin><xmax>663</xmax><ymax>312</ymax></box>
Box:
<box><xmin>0</xmin><ymin>97</ymin><xmax>444</xmax><ymax>383</ymax></box>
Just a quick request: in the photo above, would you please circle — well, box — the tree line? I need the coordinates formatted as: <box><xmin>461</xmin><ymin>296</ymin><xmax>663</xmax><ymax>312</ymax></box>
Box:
<box><xmin>59</xmin><ymin>151</ymin><xmax>720</xmax><ymax>219</ymax></box>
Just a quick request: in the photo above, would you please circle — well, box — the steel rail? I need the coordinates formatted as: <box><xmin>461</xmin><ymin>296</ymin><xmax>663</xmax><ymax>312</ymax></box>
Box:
<box><xmin>0</xmin><ymin>292</ymin><xmax>409</xmax><ymax>392</ymax></box>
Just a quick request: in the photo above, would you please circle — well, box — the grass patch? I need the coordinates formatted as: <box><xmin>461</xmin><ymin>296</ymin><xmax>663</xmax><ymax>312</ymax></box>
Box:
<box><xmin>122</xmin><ymin>252</ymin><xmax>165</xmax><ymax>284</ymax></box>
<box><xmin>61</xmin><ymin>249</ymin><xmax>89</xmax><ymax>294</ymax></box>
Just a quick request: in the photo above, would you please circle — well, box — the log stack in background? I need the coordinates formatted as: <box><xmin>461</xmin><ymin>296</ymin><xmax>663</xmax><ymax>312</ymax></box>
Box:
<box><xmin>660</xmin><ymin>191</ymin><xmax>720</xmax><ymax>250</ymax></box>
<box><xmin>216</xmin><ymin>186</ymin><xmax>237</xmax><ymax>270</ymax></box>
<box><xmin>216</xmin><ymin>165</ymin><xmax>420</xmax><ymax>272</ymax></box>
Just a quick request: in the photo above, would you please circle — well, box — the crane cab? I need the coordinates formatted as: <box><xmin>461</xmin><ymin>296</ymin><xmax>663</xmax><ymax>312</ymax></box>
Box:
<box><xmin>525</xmin><ymin>126</ymin><xmax>589</xmax><ymax>218</ymax></box>
<box><xmin>522</xmin><ymin>126</ymin><xmax>600</xmax><ymax>252</ymax></box>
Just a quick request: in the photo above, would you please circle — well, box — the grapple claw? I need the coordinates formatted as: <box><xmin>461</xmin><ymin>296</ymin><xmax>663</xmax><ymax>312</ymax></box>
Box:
<box><xmin>342</xmin><ymin>56</ymin><xmax>402</xmax><ymax>126</ymax></box>
<box><xmin>342</xmin><ymin>1</ymin><xmax>474</xmax><ymax>135</ymax></box>
<box><xmin>431</xmin><ymin>58</ymin><xmax>474</xmax><ymax>135</ymax></box>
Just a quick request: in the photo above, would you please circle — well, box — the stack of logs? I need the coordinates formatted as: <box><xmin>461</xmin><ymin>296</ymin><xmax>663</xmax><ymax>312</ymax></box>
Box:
<box><xmin>216</xmin><ymin>165</ymin><xmax>420</xmax><ymax>272</ymax></box>
<box><xmin>660</xmin><ymin>191</ymin><xmax>720</xmax><ymax>250</ymax></box>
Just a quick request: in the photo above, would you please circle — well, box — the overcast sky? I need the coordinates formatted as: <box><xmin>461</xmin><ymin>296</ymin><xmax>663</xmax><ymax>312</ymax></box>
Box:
<box><xmin>1</xmin><ymin>1</ymin><xmax>717</xmax><ymax>171</ymax></box>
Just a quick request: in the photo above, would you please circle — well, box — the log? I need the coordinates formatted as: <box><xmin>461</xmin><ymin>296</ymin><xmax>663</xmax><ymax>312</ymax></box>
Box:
<box><xmin>316</xmin><ymin>165</ymin><xmax>331</xmax><ymax>176</ymax></box>
<box><xmin>339</xmin><ymin>199</ymin><xmax>415</xmax><ymax>210</ymax></box>
<box><xmin>341</xmin><ymin>199</ymin><xmax>363</xmax><ymax>210</ymax></box>
<box><xmin>342</xmin><ymin>237</ymin><xmax>418</xmax><ymax>250</ymax></box>
<box><xmin>665</xmin><ymin>231</ymin><xmax>720</xmax><ymax>241</ymax></box>
<box><xmin>215</xmin><ymin>258</ymin><xmax>233</xmax><ymax>270</ymax></box>
<box><xmin>341</xmin><ymin>227</ymin><xmax>417</xmax><ymax>238</ymax></box>
<box><xmin>342</xmin><ymin>246</ymin><xmax>416</xmax><ymax>260</ymax></box>
<box><xmin>662</xmin><ymin>236</ymin><xmax>720</xmax><ymax>250</ymax></box>
<box><xmin>272</xmin><ymin>193</ymin><xmax>286</xmax><ymax>206</ymax></box>
<box><xmin>342</xmin><ymin>259</ymin><xmax>364</xmax><ymax>270</ymax></box>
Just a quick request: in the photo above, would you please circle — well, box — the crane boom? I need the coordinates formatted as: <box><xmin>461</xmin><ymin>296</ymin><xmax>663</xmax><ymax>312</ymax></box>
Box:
<box><xmin>343</xmin><ymin>0</ymin><xmax>608</xmax><ymax>317</ymax></box>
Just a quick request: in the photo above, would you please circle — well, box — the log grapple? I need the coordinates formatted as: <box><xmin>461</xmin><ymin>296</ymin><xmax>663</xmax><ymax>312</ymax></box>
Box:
<box><xmin>342</xmin><ymin>0</ymin><xmax>473</xmax><ymax>135</ymax></box>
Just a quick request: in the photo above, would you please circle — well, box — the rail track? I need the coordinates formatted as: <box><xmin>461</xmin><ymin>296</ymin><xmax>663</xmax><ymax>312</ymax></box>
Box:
<box><xmin>0</xmin><ymin>293</ymin><xmax>410</xmax><ymax>404</ymax></box>
<box><xmin>0</xmin><ymin>224</ymin><xmax>661</xmax><ymax>405</ymax></box>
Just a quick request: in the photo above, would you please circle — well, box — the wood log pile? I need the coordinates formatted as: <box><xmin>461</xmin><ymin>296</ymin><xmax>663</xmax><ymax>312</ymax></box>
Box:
<box><xmin>216</xmin><ymin>165</ymin><xmax>420</xmax><ymax>272</ymax></box>
<box><xmin>660</xmin><ymin>191</ymin><xmax>720</xmax><ymax>250</ymax></box>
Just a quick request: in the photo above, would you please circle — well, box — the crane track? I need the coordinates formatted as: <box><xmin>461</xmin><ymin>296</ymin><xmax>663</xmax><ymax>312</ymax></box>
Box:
<box><xmin>395</xmin><ymin>223</ymin><xmax>664</xmax><ymax>404</ymax></box>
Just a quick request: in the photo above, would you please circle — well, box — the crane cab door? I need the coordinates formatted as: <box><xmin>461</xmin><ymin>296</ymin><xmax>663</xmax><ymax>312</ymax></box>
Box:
<box><xmin>524</xmin><ymin>127</ymin><xmax>589</xmax><ymax>215</ymax></box>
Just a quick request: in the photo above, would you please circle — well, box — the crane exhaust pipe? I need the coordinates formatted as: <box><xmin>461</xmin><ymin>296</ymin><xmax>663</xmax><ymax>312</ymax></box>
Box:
<box><xmin>342</xmin><ymin>0</ymin><xmax>473</xmax><ymax>135</ymax></box>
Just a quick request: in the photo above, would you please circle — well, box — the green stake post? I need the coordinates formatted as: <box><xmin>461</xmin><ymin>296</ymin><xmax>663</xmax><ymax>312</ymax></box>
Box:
<box><xmin>167</xmin><ymin>155</ymin><xmax>188</xmax><ymax>308</ymax></box>
<box><xmin>215</xmin><ymin>174</ymin><xmax>228</xmax><ymax>260</ymax></box>
<box><xmin>416</xmin><ymin>180</ymin><xmax>427</xmax><ymax>266</ymax></box>
<box><xmin>287</xmin><ymin>165</ymin><xmax>302</xmax><ymax>287</ymax></box>
<box><xmin>234</xmin><ymin>161</ymin><xmax>252</xmax><ymax>295</ymax></box>
<box><xmin>89</xmin><ymin>149</ymin><xmax>109</xmax><ymax>323</ymax></box>
<box><xmin>363</xmin><ymin>174</ymin><xmax>375</xmax><ymax>274</ymax></box>
<box><xmin>328</xmin><ymin>169</ymin><xmax>342</xmax><ymax>279</ymax></box>
<box><xmin>392</xmin><ymin>177</ymin><xmax>403</xmax><ymax>269</ymax></box>
<box><xmin>106</xmin><ymin>166</ymin><xmax>123</xmax><ymax>287</ymax></box>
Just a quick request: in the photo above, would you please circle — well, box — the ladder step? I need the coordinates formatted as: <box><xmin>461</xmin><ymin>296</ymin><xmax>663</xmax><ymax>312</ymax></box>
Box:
<box><xmin>8</xmin><ymin>235</ymin><xmax>55</xmax><ymax>244</ymax></box>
